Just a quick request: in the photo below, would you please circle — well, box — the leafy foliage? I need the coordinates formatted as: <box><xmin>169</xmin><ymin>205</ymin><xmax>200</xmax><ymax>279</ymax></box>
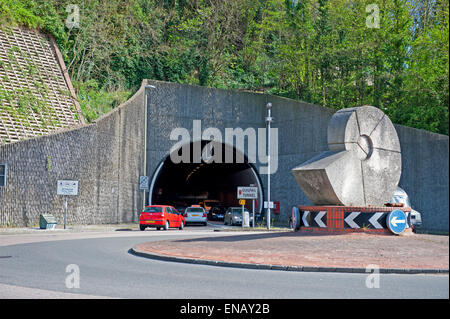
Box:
<box><xmin>0</xmin><ymin>0</ymin><xmax>448</xmax><ymax>134</ymax></box>
<box><xmin>74</xmin><ymin>80</ymin><xmax>132</xmax><ymax>123</ymax></box>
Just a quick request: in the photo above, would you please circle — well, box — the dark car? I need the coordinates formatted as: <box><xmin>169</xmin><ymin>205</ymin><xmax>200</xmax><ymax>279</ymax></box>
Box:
<box><xmin>208</xmin><ymin>206</ymin><xmax>226</xmax><ymax>221</ymax></box>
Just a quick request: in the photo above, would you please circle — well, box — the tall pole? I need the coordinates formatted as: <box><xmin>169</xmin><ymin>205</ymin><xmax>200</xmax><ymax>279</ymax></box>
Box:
<box><xmin>64</xmin><ymin>196</ymin><xmax>68</xmax><ymax>229</ymax></box>
<box><xmin>266</xmin><ymin>102</ymin><xmax>273</xmax><ymax>230</ymax></box>
<box><xmin>252</xmin><ymin>199</ymin><xmax>255</xmax><ymax>228</ymax></box>
<box><xmin>143</xmin><ymin>84</ymin><xmax>156</xmax><ymax>211</ymax></box>
<box><xmin>249</xmin><ymin>183</ymin><xmax>256</xmax><ymax>228</ymax></box>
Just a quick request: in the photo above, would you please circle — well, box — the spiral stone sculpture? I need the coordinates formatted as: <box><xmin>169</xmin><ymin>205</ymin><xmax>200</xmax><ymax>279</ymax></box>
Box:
<box><xmin>292</xmin><ymin>105</ymin><xmax>401</xmax><ymax>207</ymax></box>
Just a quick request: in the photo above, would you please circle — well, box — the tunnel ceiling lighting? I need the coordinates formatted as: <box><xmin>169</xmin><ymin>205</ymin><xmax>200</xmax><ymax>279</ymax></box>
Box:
<box><xmin>185</xmin><ymin>164</ymin><xmax>204</xmax><ymax>183</ymax></box>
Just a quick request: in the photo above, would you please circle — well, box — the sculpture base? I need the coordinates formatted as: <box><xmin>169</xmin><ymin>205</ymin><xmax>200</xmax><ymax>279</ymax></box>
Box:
<box><xmin>296</xmin><ymin>205</ymin><xmax>413</xmax><ymax>235</ymax></box>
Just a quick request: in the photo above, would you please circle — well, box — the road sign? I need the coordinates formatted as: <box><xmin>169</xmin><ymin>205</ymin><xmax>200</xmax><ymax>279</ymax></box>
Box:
<box><xmin>139</xmin><ymin>176</ymin><xmax>150</xmax><ymax>190</ymax></box>
<box><xmin>344</xmin><ymin>212</ymin><xmax>387</xmax><ymax>229</ymax></box>
<box><xmin>386</xmin><ymin>209</ymin><xmax>407</xmax><ymax>234</ymax></box>
<box><xmin>239</xmin><ymin>199</ymin><xmax>246</xmax><ymax>205</ymax></box>
<box><xmin>57</xmin><ymin>180</ymin><xmax>78</xmax><ymax>230</ymax></box>
<box><xmin>292</xmin><ymin>206</ymin><xmax>300</xmax><ymax>229</ymax></box>
<box><xmin>264</xmin><ymin>201</ymin><xmax>274</xmax><ymax>209</ymax></box>
<box><xmin>237</xmin><ymin>186</ymin><xmax>258</xmax><ymax>199</ymax></box>
<box><xmin>302</xmin><ymin>210</ymin><xmax>310</xmax><ymax>227</ymax></box>
<box><xmin>57</xmin><ymin>180</ymin><xmax>78</xmax><ymax>196</ymax></box>
<box><xmin>300</xmin><ymin>210</ymin><xmax>327</xmax><ymax>228</ymax></box>
<box><xmin>313</xmin><ymin>211</ymin><xmax>327</xmax><ymax>228</ymax></box>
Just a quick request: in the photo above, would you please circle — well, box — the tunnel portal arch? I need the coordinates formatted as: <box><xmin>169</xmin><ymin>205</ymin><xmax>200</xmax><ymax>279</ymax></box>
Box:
<box><xmin>149</xmin><ymin>140</ymin><xmax>264</xmax><ymax>215</ymax></box>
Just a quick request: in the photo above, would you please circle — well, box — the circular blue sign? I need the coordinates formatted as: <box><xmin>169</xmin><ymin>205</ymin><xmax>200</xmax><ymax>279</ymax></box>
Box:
<box><xmin>386</xmin><ymin>209</ymin><xmax>407</xmax><ymax>235</ymax></box>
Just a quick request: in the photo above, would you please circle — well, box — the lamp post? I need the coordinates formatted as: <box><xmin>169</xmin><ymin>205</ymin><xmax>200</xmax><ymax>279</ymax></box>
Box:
<box><xmin>265</xmin><ymin>102</ymin><xmax>273</xmax><ymax>230</ymax></box>
<box><xmin>143</xmin><ymin>84</ymin><xmax>156</xmax><ymax>210</ymax></box>
<box><xmin>249</xmin><ymin>183</ymin><xmax>256</xmax><ymax>228</ymax></box>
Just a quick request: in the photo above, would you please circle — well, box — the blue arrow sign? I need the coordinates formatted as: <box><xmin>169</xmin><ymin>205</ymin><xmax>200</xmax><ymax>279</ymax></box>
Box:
<box><xmin>386</xmin><ymin>209</ymin><xmax>407</xmax><ymax>234</ymax></box>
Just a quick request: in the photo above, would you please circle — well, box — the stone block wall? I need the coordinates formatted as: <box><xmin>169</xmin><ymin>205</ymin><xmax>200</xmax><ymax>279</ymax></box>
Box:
<box><xmin>1</xmin><ymin>79</ymin><xmax>448</xmax><ymax>232</ymax></box>
<box><xmin>0</xmin><ymin>82</ymin><xmax>146</xmax><ymax>226</ymax></box>
<box><xmin>396</xmin><ymin>125</ymin><xmax>449</xmax><ymax>233</ymax></box>
<box><xmin>145</xmin><ymin>80</ymin><xmax>449</xmax><ymax>232</ymax></box>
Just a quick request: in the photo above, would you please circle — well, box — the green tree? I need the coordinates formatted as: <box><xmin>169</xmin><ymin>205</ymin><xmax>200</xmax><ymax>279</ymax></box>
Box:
<box><xmin>0</xmin><ymin>0</ymin><xmax>448</xmax><ymax>133</ymax></box>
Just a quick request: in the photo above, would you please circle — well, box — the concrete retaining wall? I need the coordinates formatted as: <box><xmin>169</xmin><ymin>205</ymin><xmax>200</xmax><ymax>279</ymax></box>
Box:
<box><xmin>0</xmin><ymin>80</ymin><xmax>448</xmax><ymax>232</ymax></box>
<box><xmin>144</xmin><ymin>80</ymin><xmax>448</xmax><ymax>232</ymax></box>
<box><xmin>395</xmin><ymin>125</ymin><xmax>449</xmax><ymax>233</ymax></box>
<box><xmin>0</xmin><ymin>82</ymin><xmax>146</xmax><ymax>226</ymax></box>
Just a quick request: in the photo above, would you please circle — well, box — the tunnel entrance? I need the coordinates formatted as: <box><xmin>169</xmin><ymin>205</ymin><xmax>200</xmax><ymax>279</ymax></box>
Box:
<box><xmin>149</xmin><ymin>140</ymin><xmax>263</xmax><ymax>215</ymax></box>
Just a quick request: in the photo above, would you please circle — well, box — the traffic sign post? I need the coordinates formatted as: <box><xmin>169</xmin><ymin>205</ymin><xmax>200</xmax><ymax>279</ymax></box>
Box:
<box><xmin>239</xmin><ymin>199</ymin><xmax>250</xmax><ymax>228</ymax></box>
<box><xmin>237</xmin><ymin>187</ymin><xmax>258</xmax><ymax>199</ymax></box>
<box><xmin>248</xmin><ymin>183</ymin><xmax>257</xmax><ymax>228</ymax></box>
<box><xmin>64</xmin><ymin>197</ymin><xmax>68</xmax><ymax>230</ymax></box>
<box><xmin>57</xmin><ymin>180</ymin><xmax>78</xmax><ymax>229</ymax></box>
<box><xmin>292</xmin><ymin>206</ymin><xmax>300</xmax><ymax>230</ymax></box>
<box><xmin>139</xmin><ymin>176</ymin><xmax>150</xmax><ymax>190</ymax></box>
<box><xmin>57</xmin><ymin>180</ymin><xmax>78</xmax><ymax>196</ymax></box>
<box><xmin>139</xmin><ymin>176</ymin><xmax>150</xmax><ymax>211</ymax></box>
<box><xmin>252</xmin><ymin>199</ymin><xmax>255</xmax><ymax>228</ymax></box>
<box><xmin>386</xmin><ymin>209</ymin><xmax>407</xmax><ymax>235</ymax></box>
<box><xmin>237</xmin><ymin>186</ymin><xmax>258</xmax><ymax>228</ymax></box>
<box><xmin>264</xmin><ymin>201</ymin><xmax>274</xmax><ymax>209</ymax></box>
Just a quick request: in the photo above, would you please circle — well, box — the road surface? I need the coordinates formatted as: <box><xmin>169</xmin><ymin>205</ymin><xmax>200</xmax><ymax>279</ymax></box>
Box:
<box><xmin>0</xmin><ymin>226</ymin><xmax>448</xmax><ymax>299</ymax></box>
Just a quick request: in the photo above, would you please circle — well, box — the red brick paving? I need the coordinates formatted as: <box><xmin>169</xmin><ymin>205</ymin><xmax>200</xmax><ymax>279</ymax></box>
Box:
<box><xmin>136</xmin><ymin>231</ymin><xmax>449</xmax><ymax>270</ymax></box>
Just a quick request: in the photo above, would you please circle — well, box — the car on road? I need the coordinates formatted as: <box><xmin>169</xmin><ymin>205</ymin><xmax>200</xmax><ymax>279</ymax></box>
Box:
<box><xmin>208</xmin><ymin>205</ymin><xmax>226</xmax><ymax>221</ymax></box>
<box><xmin>183</xmin><ymin>205</ymin><xmax>208</xmax><ymax>226</ymax></box>
<box><xmin>224</xmin><ymin>207</ymin><xmax>254</xmax><ymax>226</ymax></box>
<box><xmin>139</xmin><ymin>205</ymin><xmax>185</xmax><ymax>231</ymax></box>
<box><xmin>389</xmin><ymin>187</ymin><xmax>422</xmax><ymax>230</ymax></box>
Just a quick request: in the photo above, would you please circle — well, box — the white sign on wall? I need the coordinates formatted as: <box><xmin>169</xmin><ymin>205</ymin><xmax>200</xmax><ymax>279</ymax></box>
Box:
<box><xmin>57</xmin><ymin>180</ymin><xmax>79</xmax><ymax>196</ymax></box>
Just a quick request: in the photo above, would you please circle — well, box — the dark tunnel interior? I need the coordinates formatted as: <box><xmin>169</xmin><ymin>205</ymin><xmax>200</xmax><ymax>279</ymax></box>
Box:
<box><xmin>150</xmin><ymin>140</ymin><xmax>263</xmax><ymax>213</ymax></box>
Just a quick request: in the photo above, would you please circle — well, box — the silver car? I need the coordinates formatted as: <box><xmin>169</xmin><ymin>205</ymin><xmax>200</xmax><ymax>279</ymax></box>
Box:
<box><xmin>224</xmin><ymin>207</ymin><xmax>254</xmax><ymax>226</ymax></box>
<box><xmin>184</xmin><ymin>206</ymin><xmax>207</xmax><ymax>226</ymax></box>
<box><xmin>389</xmin><ymin>187</ymin><xmax>422</xmax><ymax>228</ymax></box>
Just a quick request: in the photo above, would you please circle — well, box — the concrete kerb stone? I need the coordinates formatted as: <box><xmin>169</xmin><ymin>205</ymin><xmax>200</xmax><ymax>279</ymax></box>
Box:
<box><xmin>129</xmin><ymin>246</ymin><xmax>449</xmax><ymax>275</ymax></box>
<box><xmin>334</xmin><ymin>267</ymin><xmax>357</xmax><ymax>273</ymax></box>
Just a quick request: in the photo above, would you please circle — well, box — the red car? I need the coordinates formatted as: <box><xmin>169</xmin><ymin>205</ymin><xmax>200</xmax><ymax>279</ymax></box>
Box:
<box><xmin>139</xmin><ymin>205</ymin><xmax>185</xmax><ymax>231</ymax></box>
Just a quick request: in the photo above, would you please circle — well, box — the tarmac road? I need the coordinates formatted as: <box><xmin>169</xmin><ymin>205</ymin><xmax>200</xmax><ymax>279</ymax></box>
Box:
<box><xmin>0</xmin><ymin>228</ymin><xmax>448</xmax><ymax>299</ymax></box>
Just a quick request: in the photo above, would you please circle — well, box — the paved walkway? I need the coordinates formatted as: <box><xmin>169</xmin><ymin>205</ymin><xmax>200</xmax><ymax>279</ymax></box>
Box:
<box><xmin>0</xmin><ymin>283</ymin><xmax>116</xmax><ymax>299</ymax></box>
<box><xmin>135</xmin><ymin>231</ymin><xmax>449</xmax><ymax>271</ymax></box>
<box><xmin>0</xmin><ymin>223</ymin><xmax>218</xmax><ymax>246</ymax></box>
